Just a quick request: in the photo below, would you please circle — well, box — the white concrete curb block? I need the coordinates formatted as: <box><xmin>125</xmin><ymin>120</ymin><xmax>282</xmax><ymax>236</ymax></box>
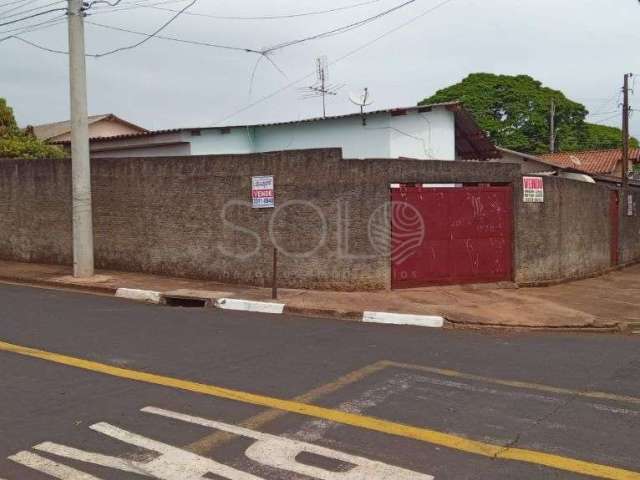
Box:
<box><xmin>362</xmin><ymin>311</ymin><xmax>444</xmax><ymax>328</ymax></box>
<box><xmin>115</xmin><ymin>288</ymin><xmax>162</xmax><ymax>304</ymax></box>
<box><xmin>215</xmin><ymin>298</ymin><xmax>285</xmax><ymax>314</ymax></box>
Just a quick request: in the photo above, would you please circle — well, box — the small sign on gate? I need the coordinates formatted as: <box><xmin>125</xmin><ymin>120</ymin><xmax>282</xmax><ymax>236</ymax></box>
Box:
<box><xmin>522</xmin><ymin>176</ymin><xmax>544</xmax><ymax>203</ymax></box>
<box><xmin>251</xmin><ymin>175</ymin><xmax>275</xmax><ymax>209</ymax></box>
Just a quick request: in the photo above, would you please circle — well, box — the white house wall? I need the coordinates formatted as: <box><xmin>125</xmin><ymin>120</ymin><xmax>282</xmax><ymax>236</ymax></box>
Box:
<box><xmin>388</xmin><ymin>109</ymin><xmax>455</xmax><ymax>160</ymax></box>
<box><xmin>189</xmin><ymin>127</ymin><xmax>254</xmax><ymax>155</ymax></box>
<box><xmin>98</xmin><ymin>107</ymin><xmax>459</xmax><ymax>160</ymax></box>
<box><xmin>253</xmin><ymin>113</ymin><xmax>392</xmax><ymax>158</ymax></box>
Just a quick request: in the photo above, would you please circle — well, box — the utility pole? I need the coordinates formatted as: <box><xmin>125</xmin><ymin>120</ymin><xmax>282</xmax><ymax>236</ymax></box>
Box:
<box><xmin>549</xmin><ymin>99</ymin><xmax>556</xmax><ymax>153</ymax></box>
<box><xmin>622</xmin><ymin>73</ymin><xmax>632</xmax><ymax>187</ymax></box>
<box><xmin>67</xmin><ymin>0</ymin><xmax>94</xmax><ymax>277</ymax></box>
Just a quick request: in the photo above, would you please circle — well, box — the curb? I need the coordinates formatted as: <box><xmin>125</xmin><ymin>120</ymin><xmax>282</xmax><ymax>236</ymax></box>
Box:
<box><xmin>0</xmin><ymin>274</ymin><xmax>117</xmax><ymax>295</ymax></box>
<box><xmin>363</xmin><ymin>311</ymin><xmax>445</xmax><ymax>328</ymax></box>
<box><xmin>0</xmin><ymin>277</ymin><xmax>629</xmax><ymax>333</ymax></box>
<box><xmin>215</xmin><ymin>298</ymin><xmax>285</xmax><ymax>314</ymax></box>
<box><xmin>115</xmin><ymin>288</ymin><xmax>162</xmax><ymax>304</ymax></box>
<box><xmin>123</xmin><ymin>287</ymin><xmax>445</xmax><ymax>328</ymax></box>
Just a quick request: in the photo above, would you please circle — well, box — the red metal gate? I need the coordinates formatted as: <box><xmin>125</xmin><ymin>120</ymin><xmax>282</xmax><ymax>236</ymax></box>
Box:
<box><xmin>391</xmin><ymin>185</ymin><xmax>513</xmax><ymax>288</ymax></box>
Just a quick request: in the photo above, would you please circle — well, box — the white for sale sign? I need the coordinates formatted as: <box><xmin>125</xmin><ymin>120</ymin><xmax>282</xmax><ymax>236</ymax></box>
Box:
<box><xmin>251</xmin><ymin>175</ymin><xmax>275</xmax><ymax>209</ymax></box>
<box><xmin>523</xmin><ymin>176</ymin><xmax>544</xmax><ymax>203</ymax></box>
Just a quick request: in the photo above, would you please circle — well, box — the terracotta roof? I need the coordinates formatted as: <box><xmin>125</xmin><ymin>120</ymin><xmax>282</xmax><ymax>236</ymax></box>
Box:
<box><xmin>53</xmin><ymin>128</ymin><xmax>183</xmax><ymax>144</ymax></box>
<box><xmin>540</xmin><ymin>148</ymin><xmax>640</xmax><ymax>174</ymax></box>
<box><xmin>30</xmin><ymin>114</ymin><xmax>147</xmax><ymax>141</ymax></box>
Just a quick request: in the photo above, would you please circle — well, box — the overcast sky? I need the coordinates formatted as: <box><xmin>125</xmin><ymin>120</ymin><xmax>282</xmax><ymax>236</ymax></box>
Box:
<box><xmin>1</xmin><ymin>0</ymin><xmax>639</xmax><ymax>139</ymax></box>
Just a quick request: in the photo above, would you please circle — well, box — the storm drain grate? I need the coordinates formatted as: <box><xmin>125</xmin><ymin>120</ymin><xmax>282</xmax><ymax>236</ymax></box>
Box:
<box><xmin>163</xmin><ymin>297</ymin><xmax>208</xmax><ymax>308</ymax></box>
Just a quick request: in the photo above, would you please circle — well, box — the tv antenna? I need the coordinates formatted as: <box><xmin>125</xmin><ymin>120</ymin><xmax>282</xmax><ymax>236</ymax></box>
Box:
<box><xmin>349</xmin><ymin>87</ymin><xmax>374</xmax><ymax>125</ymax></box>
<box><xmin>299</xmin><ymin>56</ymin><xmax>344</xmax><ymax>118</ymax></box>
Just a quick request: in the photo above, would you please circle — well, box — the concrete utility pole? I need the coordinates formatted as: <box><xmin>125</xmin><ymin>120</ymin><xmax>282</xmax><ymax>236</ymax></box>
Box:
<box><xmin>67</xmin><ymin>0</ymin><xmax>94</xmax><ymax>277</ymax></box>
<box><xmin>549</xmin><ymin>99</ymin><xmax>556</xmax><ymax>153</ymax></box>
<box><xmin>622</xmin><ymin>73</ymin><xmax>633</xmax><ymax>187</ymax></box>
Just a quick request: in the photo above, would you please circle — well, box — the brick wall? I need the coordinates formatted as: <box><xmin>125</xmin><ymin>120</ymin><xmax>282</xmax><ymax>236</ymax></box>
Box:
<box><xmin>2</xmin><ymin>151</ymin><xmax>638</xmax><ymax>289</ymax></box>
<box><xmin>0</xmin><ymin>150</ymin><xmax>518</xmax><ymax>290</ymax></box>
<box><xmin>514</xmin><ymin>176</ymin><xmax>640</xmax><ymax>284</ymax></box>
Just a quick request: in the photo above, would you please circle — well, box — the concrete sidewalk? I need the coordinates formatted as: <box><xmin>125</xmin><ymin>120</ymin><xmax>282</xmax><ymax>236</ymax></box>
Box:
<box><xmin>0</xmin><ymin>259</ymin><xmax>638</xmax><ymax>332</ymax></box>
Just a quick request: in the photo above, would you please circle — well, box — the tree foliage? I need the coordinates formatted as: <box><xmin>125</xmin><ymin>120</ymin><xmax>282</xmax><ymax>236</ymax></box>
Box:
<box><xmin>419</xmin><ymin>73</ymin><xmax>638</xmax><ymax>154</ymax></box>
<box><xmin>0</xmin><ymin>98</ymin><xmax>64</xmax><ymax>159</ymax></box>
<box><xmin>583</xmin><ymin>122</ymin><xmax>639</xmax><ymax>150</ymax></box>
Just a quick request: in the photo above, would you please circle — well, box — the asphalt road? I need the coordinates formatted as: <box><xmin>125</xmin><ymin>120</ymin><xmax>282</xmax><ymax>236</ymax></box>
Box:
<box><xmin>0</xmin><ymin>282</ymin><xmax>639</xmax><ymax>480</ymax></box>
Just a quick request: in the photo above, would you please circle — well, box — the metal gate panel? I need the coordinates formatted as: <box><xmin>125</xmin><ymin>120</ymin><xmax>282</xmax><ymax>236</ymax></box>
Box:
<box><xmin>392</xmin><ymin>186</ymin><xmax>513</xmax><ymax>288</ymax></box>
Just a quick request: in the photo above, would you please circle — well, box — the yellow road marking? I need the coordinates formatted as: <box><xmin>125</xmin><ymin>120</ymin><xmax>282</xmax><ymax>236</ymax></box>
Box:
<box><xmin>187</xmin><ymin>361</ymin><xmax>389</xmax><ymax>455</ymax></box>
<box><xmin>1</xmin><ymin>340</ymin><xmax>639</xmax><ymax>480</ymax></box>
<box><xmin>382</xmin><ymin>360</ymin><xmax>640</xmax><ymax>406</ymax></box>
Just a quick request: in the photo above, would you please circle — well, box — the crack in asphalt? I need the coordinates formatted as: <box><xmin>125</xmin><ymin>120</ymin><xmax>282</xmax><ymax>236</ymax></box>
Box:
<box><xmin>482</xmin><ymin>353</ymin><xmax>640</xmax><ymax>476</ymax></box>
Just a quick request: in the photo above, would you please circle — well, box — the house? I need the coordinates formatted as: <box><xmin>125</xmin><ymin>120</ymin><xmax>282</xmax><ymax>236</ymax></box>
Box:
<box><xmin>490</xmin><ymin>147</ymin><xmax>566</xmax><ymax>174</ymax></box>
<box><xmin>489</xmin><ymin>146</ymin><xmax>640</xmax><ymax>184</ymax></box>
<box><xmin>539</xmin><ymin>148</ymin><xmax>640</xmax><ymax>177</ymax></box>
<box><xmin>51</xmin><ymin>102</ymin><xmax>500</xmax><ymax>161</ymax></box>
<box><xmin>30</xmin><ymin>114</ymin><xmax>147</xmax><ymax>143</ymax></box>
<box><xmin>486</xmin><ymin>147</ymin><xmax>596</xmax><ymax>183</ymax></box>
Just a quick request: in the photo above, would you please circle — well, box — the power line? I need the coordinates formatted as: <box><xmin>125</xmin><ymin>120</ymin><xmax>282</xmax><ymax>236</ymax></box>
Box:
<box><xmin>0</xmin><ymin>0</ymin><xmax>44</xmax><ymax>18</ymax></box>
<box><xmin>589</xmin><ymin>90</ymin><xmax>623</xmax><ymax>116</ymax></box>
<box><xmin>3</xmin><ymin>0</ymin><xmax>270</xmax><ymax>57</ymax></box>
<box><xmin>90</xmin><ymin>0</ymin><xmax>385</xmax><ymax>20</ymax></box>
<box><xmin>90</xmin><ymin>0</ymin><xmax>198</xmax><ymax>57</ymax></box>
<box><xmin>0</xmin><ymin>0</ymin><xmax>29</xmax><ymax>9</ymax></box>
<box><xmin>0</xmin><ymin>14</ymin><xmax>65</xmax><ymax>36</ymax></box>
<box><xmin>589</xmin><ymin>108</ymin><xmax>621</xmax><ymax>117</ymax></box>
<box><xmin>4</xmin><ymin>33</ymin><xmax>68</xmax><ymax>53</ymax></box>
<box><xmin>0</xmin><ymin>0</ymin><xmax>65</xmax><ymax>21</ymax></box>
<box><xmin>85</xmin><ymin>0</ymin><xmax>208</xmax><ymax>16</ymax></box>
<box><xmin>262</xmin><ymin>0</ymin><xmax>419</xmax><ymax>53</ymax></box>
<box><xmin>80</xmin><ymin>0</ymin><xmax>422</xmax><ymax>57</ymax></box>
<box><xmin>215</xmin><ymin>0</ymin><xmax>458</xmax><ymax>124</ymax></box>
<box><xmin>144</xmin><ymin>0</ymin><xmax>386</xmax><ymax>21</ymax></box>
<box><xmin>86</xmin><ymin>0</ymin><xmax>124</xmax><ymax>7</ymax></box>
<box><xmin>0</xmin><ymin>6</ymin><xmax>66</xmax><ymax>28</ymax></box>
<box><xmin>85</xmin><ymin>20</ymin><xmax>262</xmax><ymax>53</ymax></box>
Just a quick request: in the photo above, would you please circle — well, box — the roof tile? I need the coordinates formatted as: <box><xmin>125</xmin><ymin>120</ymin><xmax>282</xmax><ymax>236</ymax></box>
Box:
<box><xmin>540</xmin><ymin>148</ymin><xmax>640</xmax><ymax>174</ymax></box>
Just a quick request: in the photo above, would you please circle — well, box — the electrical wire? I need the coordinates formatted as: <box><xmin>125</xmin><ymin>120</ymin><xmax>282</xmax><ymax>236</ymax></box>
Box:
<box><xmin>145</xmin><ymin>0</ymin><xmax>386</xmax><ymax>20</ymax></box>
<box><xmin>85</xmin><ymin>0</ymin><xmax>202</xmax><ymax>16</ymax></box>
<box><xmin>215</xmin><ymin>0</ymin><xmax>458</xmax><ymax>124</ymax></box>
<box><xmin>86</xmin><ymin>0</ymin><xmax>124</xmax><ymax>7</ymax></box>
<box><xmin>85</xmin><ymin>20</ymin><xmax>261</xmax><ymax>53</ymax></box>
<box><xmin>85</xmin><ymin>0</ymin><xmax>421</xmax><ymax>58</ymax></box>
<box><xmin>91</xmin><ymin>0</ymin><xmax>198</xmax><ymax>57</ymax></box>
<box><xmin>90</xmin><ymin>0</ymin><xmax>385</xmax><ymax>20</ymax></box>
<box><xmin>589</xmin><ymin>108</ymin><xmax>621</xmax><ymax>117</ymax></box>
<box><xmin>596</xmin><ymin>112</ymin><xmax>623</xmax><ymax>123</ymax></box>
<box><xmin>262</xmin><ymin>0</ymin><xmax>419</xmax><ymax>53</ymax></box>
<box><xmin>0</xmin><ymin>0</ymin><xmax>47</xmax><ymax>18</ymax></box>
<box><xmin>589</xmin><ymin>90</ymin><xmax>623</xmax><ymax>117</ymax></box>
<box><xmin>0</xmin><ymin>6</ymin><xmax>66</xmax><ymax>28</ymax></box>
<box><xmin>0</xmin><ymin>0</ymin><xmax>30</xmax><ymax>9</ymax></box>
<box><xmin>0</xmin><ymin>14</ymin><xmax>65</xmax><ymax>37</ymax></box>
<box><xmin>0</xmin><ymin>0</ymin><xmax>65</xmax><ymax>21</ymax></box>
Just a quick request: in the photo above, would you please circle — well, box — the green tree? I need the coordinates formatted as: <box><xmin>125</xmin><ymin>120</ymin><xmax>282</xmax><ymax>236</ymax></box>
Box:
<box><xmin>420</xmin><ymin>73</ymin><xmax>638</xmax><ymax>154</ymax></box>
<box><xmin>0</xmin><ymin>98</ymin><xmax>64</xmax><ymax>159</ymax></box>
<box><xmin>584</xmin><ymin>123</ymin><xmax>639</xmax><ymax>150</ymax></box>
